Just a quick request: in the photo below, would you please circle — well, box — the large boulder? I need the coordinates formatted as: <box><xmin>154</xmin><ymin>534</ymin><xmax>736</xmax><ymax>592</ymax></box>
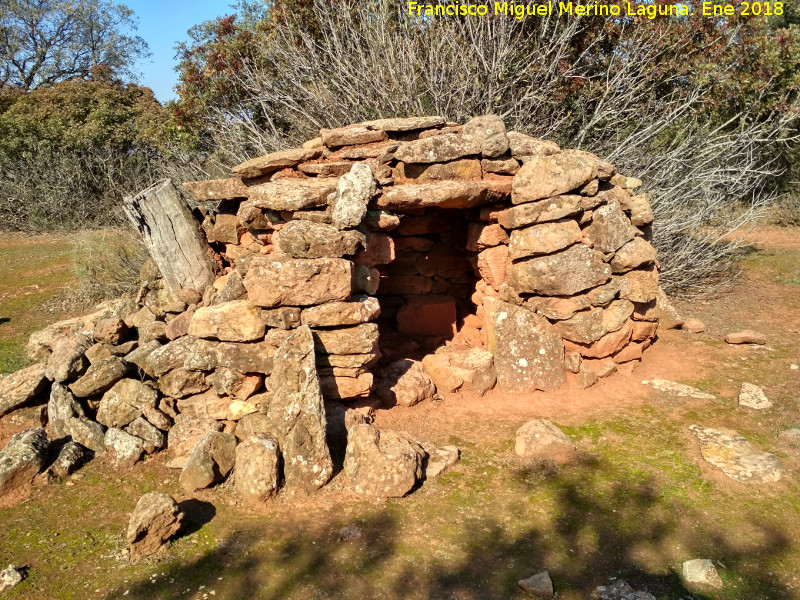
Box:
<box><xmin>0</xmin><ymin>363</ymin><xmax>47</xmax><ymax>417</ymax></box>
<box><xmin>484</xmin><ymin>299</ymin><xmax>565</xmax><ymax>392</ymax></box>
<box><xmin>69</xmin><ymin>357</ymin><xmax>128</xmax><ymax>398</ymax></box>
<box><xmin>266</xmin><ymin>326</ymin><xmax>333</xmax><ymax>494</ymax></box>
<box><xmin>515</xmin><ymin>420</ymin><xmax>577</xmax><ymax>463</ymax></box>
<box><xmin>234</xmin><ymin>433</ymin><xmax>281</xmax><ymax>505</ymax></box>
<box><xmin>179</xmin><ymin>431</ymin><xmax>237</xmax><ymax>492</ymax></box>
<box><xmin>0</xmin><ymin>428</ymin><xmax>49</xmax><ymax>501</ymax></box>
<box><xmin>344</xmin><ymin>423</ymin><xmax>425</xmax><ymax>498</ymax></box>
<box><xmin>127</xmin><ymin>492</ymin><xmax>184</xmax><ymax>560</ymax></box>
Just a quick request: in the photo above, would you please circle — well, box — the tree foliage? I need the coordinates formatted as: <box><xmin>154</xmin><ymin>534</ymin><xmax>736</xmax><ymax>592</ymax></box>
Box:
<box><xmin>0</xmin><ymin>0</ymin><xmax>149</xmax><ymax>90</ymax></box>
<box><xmin>0</xmin><ymin>74</ymin><xmax>166</xmax><ymax>230</ymax></box>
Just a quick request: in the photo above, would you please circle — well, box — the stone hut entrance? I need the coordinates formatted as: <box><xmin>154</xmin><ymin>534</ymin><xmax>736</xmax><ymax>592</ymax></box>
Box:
<box><xmin>370</xmin><ymin>207</ymin><xmax>477</xmax><ymax>362</ymax></box>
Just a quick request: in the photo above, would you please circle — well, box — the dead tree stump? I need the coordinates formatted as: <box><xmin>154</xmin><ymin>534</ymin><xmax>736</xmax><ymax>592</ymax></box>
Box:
<box><xmin>123</xmin><ymin>179</ymin><xmax>216</xmax><ymax>294</ymax></box>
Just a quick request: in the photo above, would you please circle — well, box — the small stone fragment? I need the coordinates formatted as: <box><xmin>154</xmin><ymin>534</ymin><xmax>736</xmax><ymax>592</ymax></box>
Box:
<box><xmin>517</xmin><ymin>570</ymin><xmax>554</xmax><ymax>598</ymax></box>
<box><xmin>514</xmin><ymin>420</ymin><xmax>576</xmax><ymax>463</ymax></box>
<box><xmin>690</xmin><ymin>425</ymin><xmax>782</xmax><ymax>484</ymax></box>
<box><xmin>0</xmin><ymin>565</ymin><xmax>25</xmax><ymax>592</ymax></box>
<box><xmin>682</xmin><ymin>318</ymin><xmax>706</xmax><ymax>333</ymax></box>
<box><xmin>724</xmin><ymin>330</ymin><xmax>767</xmax><ymax>345</ymax></box>
<box><xmin>641</xmin><ymin>379</ymin><xmax>715</xmax><ymax>400</ymax></box>
<box><xmin>681</xmin><ymin>559</ymin><xmax>723</xmax><ymax>589</ymax></box>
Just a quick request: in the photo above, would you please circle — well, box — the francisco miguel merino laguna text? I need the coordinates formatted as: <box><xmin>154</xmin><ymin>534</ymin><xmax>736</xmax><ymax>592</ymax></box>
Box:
<box><xmin>409</xmin><ymin>2</ymin><xmax>698</xmax><ymax>19</ymax></box>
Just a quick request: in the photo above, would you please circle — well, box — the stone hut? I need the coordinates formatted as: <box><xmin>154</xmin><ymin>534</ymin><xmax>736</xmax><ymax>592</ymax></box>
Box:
<box><xmin>179</xmin><ymin>114</ymin><xmax>660</xmax><ymax>400</ymax></box>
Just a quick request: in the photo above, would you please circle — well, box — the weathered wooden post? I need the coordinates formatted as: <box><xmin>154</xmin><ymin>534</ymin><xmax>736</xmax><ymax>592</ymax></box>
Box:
<box><xmin>123</xmin><ymin>179</ymin><xmax>216</xmax><ymax>294</ymax></box>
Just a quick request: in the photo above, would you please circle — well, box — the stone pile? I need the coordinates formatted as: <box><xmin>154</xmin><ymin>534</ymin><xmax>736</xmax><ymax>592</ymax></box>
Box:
<box><xmin>0</xmin><ymin>113</ymin><xmax>662</xmax><ymax>503</ymax></box>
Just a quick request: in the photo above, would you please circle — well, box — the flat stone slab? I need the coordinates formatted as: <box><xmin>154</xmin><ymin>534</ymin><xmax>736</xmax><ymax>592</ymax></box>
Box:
<box><xmin>689</xmin><ymin>425</ymin><xmax>782</xmax><ymax>484</ymax></box>
<box><xmin>642</xmin><ymin>379</ymin><xmax>715</xmax><ymax>400</ymax></box>
<box><xmin>738</xmin><ymin>382</ymin><xmax>772</xmax><ymax>410</ymax></box>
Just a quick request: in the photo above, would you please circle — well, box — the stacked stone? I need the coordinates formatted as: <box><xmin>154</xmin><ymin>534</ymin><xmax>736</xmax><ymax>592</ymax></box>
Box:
<box><xmin>182</xmin><ymin>113</ymin><xmax>659</xmax><ymax>395</ymax></box>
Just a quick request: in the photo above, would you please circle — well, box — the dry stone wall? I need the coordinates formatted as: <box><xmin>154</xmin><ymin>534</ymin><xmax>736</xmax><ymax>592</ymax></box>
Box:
<box><xmin>182</xmin><ymin>114</ymin><xmax>660</xmax><ymax>398</ymax></box>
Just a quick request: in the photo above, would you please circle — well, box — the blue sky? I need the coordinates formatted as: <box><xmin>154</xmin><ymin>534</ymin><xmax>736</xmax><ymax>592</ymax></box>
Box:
<box><xmin>124</xmin><ymin>0</ymin><xmax>236</xmax><ymax>103</ymax></box>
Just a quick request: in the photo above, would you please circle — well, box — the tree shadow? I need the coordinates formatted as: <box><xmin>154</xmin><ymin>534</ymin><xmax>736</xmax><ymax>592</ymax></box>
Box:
<box><xmin>104</xmin><ymin>454</ymin><xmax>795</xmax><ymax>600</ymax></box>
<box><xmin>0</xmin><ymin>317</ymin><xmax>10</xmax><ymax>325</ymax></box>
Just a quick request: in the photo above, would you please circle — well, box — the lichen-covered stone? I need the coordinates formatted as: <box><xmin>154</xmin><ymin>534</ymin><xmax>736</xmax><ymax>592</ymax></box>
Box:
<box><xmin>508</xmin><ymin>244</ymin><xmax>610</xmax><ymax>296</ymax></box>
<box><xmin>266</xmin><ymin>326</ymin><xmax>333</xmax><ymax>494</ymax></box>
<box><xmin>234</xmin><ymin>433</ymin><xmax>281</xmax><ymax>504</ymax></box>
<box><xmin>274</xmin><ymin>220</ymin><xmax>364</xmax><ymax>258</ymax></box>
<box><xmin>344</xmin><ymin>423</ymin><xmax>425</xmax><ymax>498</ymax></box>
<box><xmin>0</xmin><ymin>363</ymin><xmax>47</xmax><ymax>417</ymax></box>
<box><xmin>179</xmin><ymin>431</ymin><xmax>237</xmax><ymax>492</ymax></box>
<box><xmin>0</xmin><ymin>428</ymin><xmax>49</xmax><ymax>501</ymax></box>
<box><xmin>484</xmin><ymin>299</ymin><xmax>565</xmax><ymax>392</ymax></box>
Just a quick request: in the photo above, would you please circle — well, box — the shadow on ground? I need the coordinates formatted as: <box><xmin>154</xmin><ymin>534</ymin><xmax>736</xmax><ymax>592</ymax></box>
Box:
<box><xmin>103</xmin><ymin>454</ymin><xmax>792</xmax><ymax>600</ymax></box>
